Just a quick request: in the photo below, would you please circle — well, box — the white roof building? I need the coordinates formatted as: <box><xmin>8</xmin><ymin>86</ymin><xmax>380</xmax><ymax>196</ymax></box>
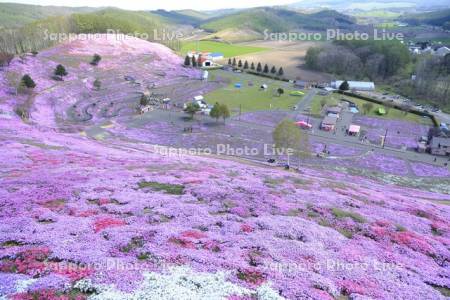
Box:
<box><xmin>435</xmin><ymin>47</ymin><xmax>450</xmax><ymax>57</ymax></box>
<box><xmin>331</xmin><ymin>81</ymin><xmax>375</xmax><ymax>91</ymax></box>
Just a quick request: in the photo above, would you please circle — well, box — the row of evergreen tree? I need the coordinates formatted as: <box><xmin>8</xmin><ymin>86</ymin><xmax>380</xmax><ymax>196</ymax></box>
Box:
<box><xmin>182</xmin><ymin>55</ymin><xmax>285</xmax><ymax>78</ymax></box>
<box><xmin>228</xmin><ymin>58</ymin><xmax>284</xmax><ymax>77</ymax></box>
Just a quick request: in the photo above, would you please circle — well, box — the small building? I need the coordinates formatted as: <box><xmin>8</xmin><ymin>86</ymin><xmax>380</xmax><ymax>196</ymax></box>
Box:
<box><xmin>434</xmin><ymin>46</ymin><xmax>450</xmax><ymax>57</ymax></box>
<box><xmin>348</xmin><ymin>124</ymin><xmax>361</xmax><ymax>136</ymax></box>
<box><xmin>208</xmin><ymin>52</ymin><xmax>224</xmax><ymax>60</ymax></box>
<box><xmin>139</xmin><ymin>105</ymin><xmax>153</xmax><ymax>114</ymax></box>
<box><xmin>321</xmin><ymin>116</ymin><xmax>338</xmax><ymax>131</ymax></box>
<box><xmin>430</xmin><ymin>137</ymin><xmax>450</xmax><ymax>156</ymax></box>
<box><xmin>326</xmin><ymin>106</ymin><xmax>342</xmax><ymax>118</ymax></box>
<box><xmin>417</xmin><ymin>142</ymin><xmax>427</xmax><ymax>153</ymax></box>
<box><xmin>202</xmin><ymin>59</ymin><xmax>214</xmax><ymax>67</ymax></box>
<box><xmin>294</xmin><ymin>81</ymin><xmax>311</xmax><ymax>90</ymax></box>
<box><xmin>331</xmin><ymin>81</ymin><xmax>375</xmax><ymax>91</ymax></box>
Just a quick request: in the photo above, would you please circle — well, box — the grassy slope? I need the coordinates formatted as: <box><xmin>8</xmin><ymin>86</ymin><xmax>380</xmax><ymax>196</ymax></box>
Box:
<box><xmin>200</xmin><ymin>7</ymin><xmax>355</xmax><ymax>34</ymax></box>
<box><xmin>401</xmin><ymin>9</ymin><xmax>450</xmax><ymax>26</ymax></box>
<box><xmin>180</xmin><ymin>41</ymin><xmax>266</xmax><ymax>57</ymax></box>
<box><xmin>174</xmin><ymin>9</ymin><xmax>211</xmax><ymax>20</ymax></box>
<box><xmin>151</xmin><ymin>9</ymin><xmax>205</xmax><ymax>26</ymax></box>
<box><xmin>0</xmin><ymin>2</ymin><xmax>97</xmax><ymax>28</ymax></box>
<box><xmin>311</xmin><ymin>93</ymin><xmax>433</xmax><ymax>125</ymax></box>
<box><xmin>355</xmin><ymin>10</ymin><xmax>402</xmax><ymax>18</ymax></box>
<box><xmin>204</xmin><ymin>71</ymin><xmax>301</xmax><ymax>113</ymax></box>
<box><xmin>72</xmin><ymin>8</ymin><xmax>172</xmax><ymax>33</ymax></box>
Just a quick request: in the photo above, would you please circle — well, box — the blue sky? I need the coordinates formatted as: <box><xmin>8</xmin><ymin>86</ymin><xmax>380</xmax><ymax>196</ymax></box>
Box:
<box><xmin>0</xmin><ymin>0</ymin><xmax>301</xmax><ymax>10</ymax></box>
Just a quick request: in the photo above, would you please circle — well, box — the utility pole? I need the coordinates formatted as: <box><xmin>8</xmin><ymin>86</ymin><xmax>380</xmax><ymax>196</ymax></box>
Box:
<box><xmin>382</xmin><ymin>129</ymin><xmax>388</xmax><ymax>148</ymax></box>
<box><xmin>239</xmin><ymin>104</ymin><xmax>241</xmax><ymax>121</ymax></box>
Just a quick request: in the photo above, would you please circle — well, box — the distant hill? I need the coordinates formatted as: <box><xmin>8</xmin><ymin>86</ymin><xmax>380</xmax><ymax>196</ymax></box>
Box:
<box><xmin>71</xmin><ymin>8</ymin><xmax>173</xmax><ymax>33</ymax></box>
<box><xmin>175</xmin><ymin>9</ymin><xmax>211</xmax><ymax>20</ymax></box>
<box><xmin>200</xmin><ymin>7</ymin><xmax>355</xmax><ymax>37</ymax></box>
<box><xmin>0</xmin><ymin>2</ymin><xmax>98</xmax><ymax>29</ymax></box>
<box><xmin>290</xmin><ymin>0</ymin><xmax>450</xmax><ymax>10</ymax></box>
<box><xmin>0</xmin><ymin>8</ymin><xmax>183</xmax><ymax>54</ymax></box>
<box><xmin>151</xmin><ymin>9</ymin><xmax>206</xmax><ymax>26</ymax></box>
<box><xmin>400</xmin><ymin>9</ymin><xmax>450</xmax><ymax>28</ymax></box>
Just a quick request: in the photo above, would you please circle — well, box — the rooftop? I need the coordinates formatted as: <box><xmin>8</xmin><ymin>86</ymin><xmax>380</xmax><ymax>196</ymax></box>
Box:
<box><xmin>322</xmin><ymin>116</ymin><xmax>338</xmax><ymax>125</ymax></box>
<box><xmin>431</xmin><ymin>137</ymin><xmax>450</xmax><ymax>148</ymax></box>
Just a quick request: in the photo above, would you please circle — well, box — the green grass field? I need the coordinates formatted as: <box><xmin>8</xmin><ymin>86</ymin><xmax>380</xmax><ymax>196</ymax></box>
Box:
<box><xmin>311</xmin><ymin>93</ymin><xmax>433</xmax><ymax>125</ymax></box>
<box><xmin>204</xmin><ymin>71</ymin><xmax>301</xmax><ymax>113</ymax></box>
<box><xmin>355</xmin><ymin>10</ymin><xmax>401</xmax><ymax>19</ymax></box>
<box><xmin>180</xmin><ymin>41</ymin><xmax>266</xmax><ymax>58</ymax></box>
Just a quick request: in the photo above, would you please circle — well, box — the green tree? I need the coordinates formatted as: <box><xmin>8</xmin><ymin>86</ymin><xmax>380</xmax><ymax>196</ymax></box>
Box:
<box><xmin>140</xmin><ymin>94</ymin><xmax>149</xmax><ymax>106</ymax></box>
<box><xmin>362</xmin><ymin>102</ymin><xmax>374</xmax><ymax>115</ymax></box>
<box><xmin>339</xmin><ymin>80</ymin><xmax>350</xmax><ymax>91</ymax></box>
<box><xmin>220</xmin><ymin>103</ymin><xmax>230</xmax><ymax>124</ymax></box>
<box><xmin>270</xmin><ymin>66</ymin><xmax>277</xmax><ymax>74</ymax></box>
<box><xmin>232</xmin><ymin>58</ymin><xmax>237</xmax><ymax>67</ymax></box>
<box><xmin>256</xmin><ymin>62</ymin><xmax>262</xmax><ymax>72</ymax></box>
<box><xmin>243</xmin><ymin>61</ymin><xmax>249</xmax><ymax>69</ymax></box>
<box><xmin>277</xmin><ymin>88</ymin><xmax>284</xmax><ymax>97</ymax></box>
<box><xmin>184</xmin><ymin>55</ymin><xmax>191</xmax><ymax>66</ymax></box>
<box><xmin>93</xmin><ymin>79</ymin><xmax>101</xmax><ymax>90</ymax></box>
<box><xmin>54</xmin><ymin>64</ymin><xmax>68</xmax><ymax>79</ymax></box>
<box><xmin>250</xmin><ymin>62</ymin><xmax>255</xmax><ymax>70</ymax></box>
<box><xmin>278</xmin><ymin>67</ymin><xmax>284</xmax><ymax>76</ymax></box>
<box><xmin>273</xmin><ymin>119</ymin><xmax>303</xmax><ymax>167</ymax></box>
<box><xmin>263</xmin><ymin>64</ymin><xmax>269</xmax><ymax>73</ymax></box>
<box><xmin>191</xmin><ymin>56</ymin><xmax>197</xmax><ymax>67</ymax></box>
<box><xmin>184</xmin><ymin>102</ymin><xmax>200</xmax><ymax>120</ymax></box>
<box><xmin>20</xmin><ymin>74</ymin><xmax>36</xmax><ymax>89</ymax></box>
<box><xmin>210</xmin><ymin>102</ymin><xmax>221</xmax><ymax>122</ymax></box>
<box><xmin>238</xmin><ymin>60</ymin><xmax>243</xmax><ymax>68</ymax></box>
<box><xmin>228</xmin><ymin>58</ymin><xmax>232</xmax><ymax>65</ymax></box>
<box><xmin>305</xmin><ymin>47</ymin><xmax>322</xmax><ymax>69</ymax></box>
<box><xmin>90</xmin><ymin>54</ymin><xmax>101</xmax><ymax>66</ymax></box>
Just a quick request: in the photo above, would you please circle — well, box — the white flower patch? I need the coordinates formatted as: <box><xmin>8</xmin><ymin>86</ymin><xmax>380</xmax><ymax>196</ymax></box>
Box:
<box><xmin>256</xmin><ymin>284</ymin><xmax>285</xmax><ymax>300</ymax></box>
<box><xmin>80</xmin><ymin>267</ymin><xmax>284</xmax><ymax>300</ymax></box>
<box><xmin>15</xmin><ymin>278</ymin><xmax>38</xmax><ymax>293</ymax></box>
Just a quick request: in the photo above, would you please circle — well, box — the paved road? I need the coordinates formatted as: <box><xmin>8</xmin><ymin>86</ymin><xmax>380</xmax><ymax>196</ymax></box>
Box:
<box><xmin>295</xmin><ymin>88</ymin><xmax>317</xmax><ymax>112</ymax></box>
<box><xmin>360</xmin><ymin>90</ymin><xmax>450</xmax><ymax>125</ymax></box>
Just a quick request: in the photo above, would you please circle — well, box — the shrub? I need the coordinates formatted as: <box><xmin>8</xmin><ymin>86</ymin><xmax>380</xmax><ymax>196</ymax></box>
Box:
<box><xmin>93</xmin><ymin>79</ymin><xmax>101</xmax><ymax>90</ymax></box>
<box><xmin>20</xmin><ymin>74</ymin><xmax>36</xmax><ymax>89</ymax></box>
<box><xmin>138</xmin><ymin>181</ymin><xmax>185</xmax><ymax>195</ymax></box>
<box><xmin>90</xmin><ymin>54</ymin><xmax>102</xmax><ymax>66</ymax></box>
<box><xmin>54</xmin><ymin>64</ymin><xmax>68</xmax><ymax>79</ymax></box>
<box><xmin>331</xmin><ymin>208</ymin><xmax>366</xmax><ymax>223</ymax></box>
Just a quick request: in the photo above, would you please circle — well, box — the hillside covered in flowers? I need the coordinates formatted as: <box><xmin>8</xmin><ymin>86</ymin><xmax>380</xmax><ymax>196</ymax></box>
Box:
<box><xmin>0</xmin><ymin>35</ymin><xmax>450</xmax><ymax>300</ymax></box>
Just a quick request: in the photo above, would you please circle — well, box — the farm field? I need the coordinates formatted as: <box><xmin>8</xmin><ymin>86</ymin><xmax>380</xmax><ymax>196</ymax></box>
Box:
<box><xmin>233</xmin><ymin>40</ymin><xmax>332</xmax><ymax>82</ymax></box>
<box><xmin>204</xmin><ymin>70</ymin><xmax>302</xmax><ymax>113</ymax></box>
<box><xmin>311</xmin><ymin>93</ymin><xmax>433</xmax><ymax>125</ymax></box>
<box><xmin>180</xmin><ymin>41</ymin><xmax>267</xmax><ymax>57</ymax></box>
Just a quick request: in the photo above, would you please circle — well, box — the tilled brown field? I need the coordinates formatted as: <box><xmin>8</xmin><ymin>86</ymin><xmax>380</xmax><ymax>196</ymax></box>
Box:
<box><xmin>230</xmin><ymin>40</ymin><xmax>333</xmax><ymax>83</ymax></box>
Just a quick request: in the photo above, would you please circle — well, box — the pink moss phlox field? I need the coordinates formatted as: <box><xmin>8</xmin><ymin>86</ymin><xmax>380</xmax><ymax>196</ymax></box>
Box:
<box><xmin>354</xmin><ymin>115</ymin><xmax>430</xmax><ymax>149</ymax></box>
<box><xmin>1</xmin><ymin>35</ymin><xmax>450</xmax><ymax>300</ymax></box>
